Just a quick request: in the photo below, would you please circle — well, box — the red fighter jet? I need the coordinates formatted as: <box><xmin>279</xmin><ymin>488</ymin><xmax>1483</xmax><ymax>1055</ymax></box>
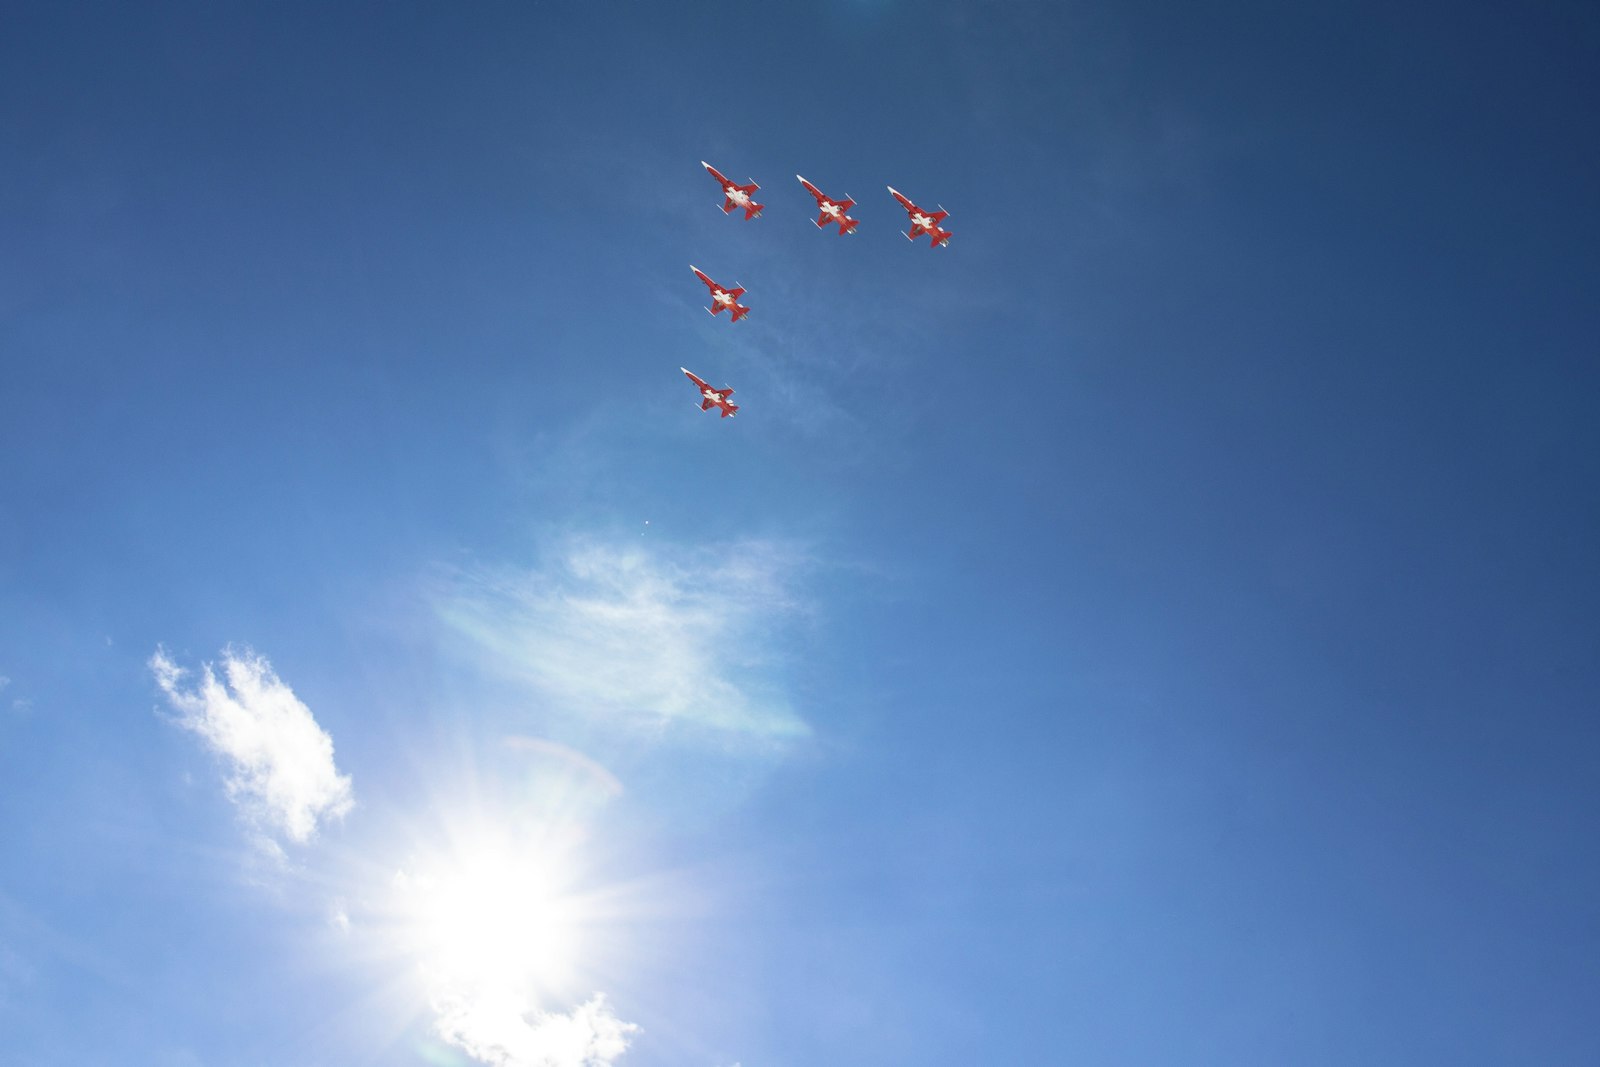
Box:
<box><xmin>681</xmin><ymin>368</ymin><xmax>739</xmax><ymax>418</ymax></box>
<box><xmin>887</xmin><ymin>186</ymin><xmax>952</xmax><ymax>248</ymax></box>
<box><xmin>797</xmin><ymin>175</ymin><xmax>859</xmax><ymax>235</ymax></box>
<box><xmin>690</xmin><ymin>265</ymin><xmax>750</xmax><ymax>322</ymax></box>
<box><xmin>701</xmin><ymin>161</ymin><xmax>763</xmax><ymax>219</ymax></box>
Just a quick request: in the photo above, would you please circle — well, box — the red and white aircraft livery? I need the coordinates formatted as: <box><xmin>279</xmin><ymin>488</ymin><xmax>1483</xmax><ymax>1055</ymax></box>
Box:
<box><xmin>702</xmin><ymin>161</ymin><xmax>763</xmax><ymax>219</ymax></box>
<box><xmin>887</xmin><ymin>186</ymin><xmax>952</xmax><ymax>248</ymax></box>
<box><xmin>681</xmin><ymin>368</ymin><xmax>738</xmax><ymax>418</ymax></box>
<box><xmin>797</xmin><ymin>175</ymin><xmax>859</xmax><ymax>235</ymax></box>
<box><xmin>691</xmin><ymin>265</ymin><xmax>750</xmax><ymax>322</ymax></box>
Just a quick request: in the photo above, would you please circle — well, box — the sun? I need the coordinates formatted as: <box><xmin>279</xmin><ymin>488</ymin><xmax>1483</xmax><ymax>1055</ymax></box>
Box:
<box><xmin>349</xmin><ymin>747</ymin><xmax>655</xmax><ymax>1056</ymax></box>
<box><xmin>392</xmin><ymin>822</ymin><xmax>587</xmax><ymax>1001</ymax></box>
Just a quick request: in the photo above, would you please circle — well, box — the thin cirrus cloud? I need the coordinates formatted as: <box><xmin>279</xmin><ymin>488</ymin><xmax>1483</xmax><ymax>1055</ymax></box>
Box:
<box><xmin>150</xmin><ymin>646</ymin><xmax>354</xmax><ymax>846</ymax></box>
<box><xmin>436</xmin><ymin>538</ymin><xmax>812</xmax><ymax>740</ymax></box>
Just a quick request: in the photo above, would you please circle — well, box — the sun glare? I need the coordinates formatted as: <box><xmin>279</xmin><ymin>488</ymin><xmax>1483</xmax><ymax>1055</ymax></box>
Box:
<box><xmin>357</xmin><ymin>753</ymin><xmax>651</xmax><ymax>1059</ymax></box>
<box><xmin>394</xmin><ymin>827</ymin><xmax>587</xmax><ymax>1000</ymax></box>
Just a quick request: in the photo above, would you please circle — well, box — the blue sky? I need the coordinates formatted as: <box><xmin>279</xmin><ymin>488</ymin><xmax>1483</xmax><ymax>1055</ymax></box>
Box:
<box><xmin>3</xmin><ymin>1</ymin><xmax>1599</xmax><ymax>1064</ymax></box>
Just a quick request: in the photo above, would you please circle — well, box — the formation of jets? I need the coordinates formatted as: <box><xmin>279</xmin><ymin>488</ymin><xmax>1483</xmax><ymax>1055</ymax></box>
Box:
<box><xmin>684</xmin><ymin>160</ymin><xmax>952</xmax><ymax>418</ymax></box>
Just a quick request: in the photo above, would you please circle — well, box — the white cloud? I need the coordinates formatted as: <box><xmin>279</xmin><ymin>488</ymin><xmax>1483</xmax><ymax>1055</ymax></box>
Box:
<box><xmin>151</xmin><ymin>646</ymin><xmax>353</xmax><ymax>845</ymax></box>
<box><xmin>432</xmin><ymin>988</ymin><xmax>636</xmax><ymax>1067</ymax></box>
<box><xmin>438</xmin><ymin>539</ymin><xmax>810</xmax><ymax>739</ymax></box>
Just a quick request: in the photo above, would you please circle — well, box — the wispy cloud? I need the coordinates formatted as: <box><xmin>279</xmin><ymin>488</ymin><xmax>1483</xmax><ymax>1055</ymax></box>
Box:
<box><xmin>432</xmin><ymin>988</ymin><xmax>636</xmax><ymax>1067</ymax></box>
<box><xmin>151</xmin><ymin>647</ymin><xmax>354</xmax><ymax>846</ymax></box>
<box><xmin>437</xmin><ymin>539</ymin><xmax>811</xmax><ymax>740</ymax></box>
